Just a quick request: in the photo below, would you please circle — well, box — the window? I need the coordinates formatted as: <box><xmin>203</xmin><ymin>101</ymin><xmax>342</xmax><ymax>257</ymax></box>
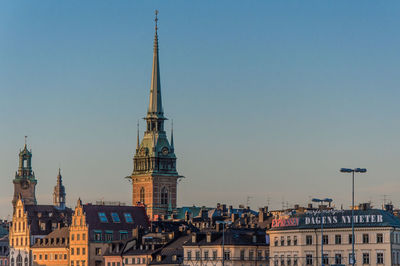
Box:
<box><xmin>293</xmin><ymin>236</ymin><xmax>297</xmax><ymax>245</ymax></box>
<box><xmin>77</xmin><ymin>234</ymin><xmax>80</xmax><ymax>240</ymax></box>
<box><xmin>82</xmin><ymin>248</ymin><xmax>85</xmax><ymax>255</ymax></box>
<box><xmin>212</xmin><ymin>251</ymin><xmax>217</xmax><ymax>260</ymax></box>
<box><xmin>94</xmin><ymin>231</ymin><xmax>102</xmax><ymax>241</ymax></box>
<box><xmin>377</xmin><ymin>252</ymin><xmax>384</xmax><ymax>264</ymax></box>
<box><xmin>322</xmin><ymin>235</ymin><xmax>328</xmax><ymax>245</ymax></box>
<box><xmin>287</xmin><ymin>256</ymin><xmax>291</xmax><ymax>266</ymax></box>
<box><xmin>71</xmin><ymin>248</ymin><xmax>74</xmax><ymax>255</ymax></box>
<box><xmin>140</xmin><ymin>187</ymin><xmax>145</xmax><ymax>203</ymax></box>
<box><xmin>335</xmin><ymin>254</ymin><xmax>342</xmax><ymax>264</ymax></box>
<box><xmin>363</xmin><ymin>234</ymin><xmax>369</xmax><ymax>244</ymax></box>
<box><xmin>82</xmin><ymin>233</ymin><xmax>86</xmax><ymax>240</ymax></box>
<box><xmin>306</xmin><ymin>235</ymin><xmax>312</xmax><ymax>245</ymax></box>
<box><xmin>124</xmin><ymin>213</ymin><xmax>133</xmax><ymax>223</ymax></box>
<box><xmin>274</xmin><ymin>237</ymin><xmax>278</xmax><ymax>246</ymax></box>
<box><xmin>16</xmin><ymin>256</ymin><xmax>21</xmax><ymax>266</ymax></box>
<box><xmin>98</xmin><ymin>212</ymin><xmax>108</xmax><ymax>223</ymax></box>
<box><xmin>95</xmin><ymin>248</ymin><xmax>102</xmax><ymax>256</ymax></box>
<box><xmin>280</xmin><ymin>236</ymin><xmax>284</xmax><ymax>246</ymax></box>
<box><xmin>377</xmin><ymin>233</ymin><xmax>383</xmax><ymax>243</ymax></box>
<box><xmin>161</xmin><ymin>187</ymin><xmax>168</xmax><ymax>205</ymax></box>
<box><xmin>306</xmin><ymin>255</ymin><xmax>312</xmax><ymax>265</ymax></box>
<box><xmin>274</xmin><ymin>256</ymin><xmax>278</xmax><ymax>266</ymax></box>
<box><xmin>105</xmin><ymin>232</ymin><xmax>113</xmax><ymax>241</ymax></box>
<box><xmin>322</xmin><ymin>254</ymin><xmax>328</xmax><ymax>265</ymax></box>
<box><xmin>249</xmin><ymin>250</ymin><xmax>254</xmax><ymax>261</ymax></box>
<box><xmin>287</xmin><ymin>236</ymin><xmax>291</xmax><ymax>246</ymax></box>
<box><xmin>349</xmin><ymin>253</ymin><xmax>355</xmax><ymax>264</ymax></box>
<box><xmin>257</xmin><ymin>251</ymin><xmax>263</xmax><ymax>261</ymax></box>
<box><xmin>293</xmin><ymin>255</ymin><xmax>298</xmax><ymax>266</ymax></box>
<box><xmin>363</xmin><ymin>253</ymin><xmax>370</xmax><ymax>264</ymax></box>
<box><xmin>77</xmin><ymin>248</ymin><xmax>80</xmax><ymax>255</ymax></box>
<box><xmin>111</xmin><ymin>213</ymin><xmax>120</xmax><ymax>223</ymax></box>
<box><xmin>204</xmin><ymin>251</ymin><xmax>209</xmax><ymax>260</ymax></box>
<box><xmin>120</xmin><ymin>231</ymin><xmax>128</xmax><ymax>240</ymax></box>
<box><xmin>335</xmin><ymin>234</ymin><xmax>341</xmax><ymax>244</ymax></box>
<box><xmin>136</xmin><ymin>258</ymin><xmax>140</xmax><ymax>264</ymax></box>
<box><xmin>240</xmin><ymin>250</ymin><xmax>245</xmax><ymax>260</ymax></box>
<box><xmin>280</xmin><ymin>255</ymin><xmax>284</xmax><ymax>266</ymax></box>
<box><xmin>349</xmin><ymin>234</ymin><xmax>353</xmax><ymax>244</ymax></box>
<box><xmin>71</xmin><ymin>261</ymin><xmax>73</xmax><ymax>266</ymax></box>
<box><xmin>195</xmin><ymin>251</ymin><xmax>200</xmax><ymax>261</ymax></box>
<box><xmin>224</xmin><ymin>251</ymin><xmax>230</xmax><ymax>261</ymax></box>
<box><xmin>187</xmin><ymin>251</ymin><xmax>192</xmax><ymax>260</ymax></box>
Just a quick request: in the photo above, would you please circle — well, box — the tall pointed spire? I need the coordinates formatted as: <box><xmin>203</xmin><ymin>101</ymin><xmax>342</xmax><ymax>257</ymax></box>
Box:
<box><xmin>53</xmin><ymin>168</ymin><xmax>66</xmax><ymax>209</ymax></box>
<box><xmin>170</xmin><ymin>120</ymin><xmax>174</xmax><ymax>152</ymax></box>
<box><xmin>147</xmin><ymin>10</ymin><xmax>164</xmax><ymax>119</ymax></box>
<box><xmin>136</xmin><ymin>121</ymin><xmax>140</xmax><ymax>151</ymax></box>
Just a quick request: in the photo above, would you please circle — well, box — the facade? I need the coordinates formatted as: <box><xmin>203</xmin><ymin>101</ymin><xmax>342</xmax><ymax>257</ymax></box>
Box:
<box><xmin>183</xmin><ymin>229</ymin><xmax>269</xmax><ymax>266</ymax></box>
<box><xmin>31</xmin><ymin>227</ymin><xmax>69</xmax><ymax>266</ymax></box>
<box><xmin>9</xmin><ymin>198</ymin><xmax>73</xmax><ymax>266</ymax></box>
<box><xmin>69</xmin><ymin>199</ymin><xmax>149</xmax><ymax>266</ymax></box>
<box><xmin>0</xmin><ymin>236</ymin><xmax>9</xmax><ymax>266</ymax></box>
<box><xmin>131</xmin><ymin>12</ymin><xmax>181</xmax><ymax>220</ymax></box>
<box><xmin>269</xmin><ymin>209</ymin><xmax>400</xmax><ymax>266</ymax></box>
<box><xmin>12</xmin><ymin>143</ymin><xmax>37</xmax><ymax>211</ymax></box>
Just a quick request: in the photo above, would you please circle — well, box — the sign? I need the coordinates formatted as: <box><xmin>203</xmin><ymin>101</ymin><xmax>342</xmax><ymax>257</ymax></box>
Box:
<box><xmin>304</xmin><ymin>213</ymin><xmax>383</xmax><ymax>226</ymax></box>
<box><xmin>271</xmin><ymin>218</ymin><xmax>299</xmax><ymax>228</ymax></box>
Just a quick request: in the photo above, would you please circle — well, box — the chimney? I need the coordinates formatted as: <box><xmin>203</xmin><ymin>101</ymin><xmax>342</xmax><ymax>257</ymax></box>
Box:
<box><xmin>308</xmin><ymin>203</ymin><xmax>313</xmax><ymax>209</ymax></box>
<box><xmin>231</xmin><ymin>213</ymin><xmax>238</xmax><ymax>223</ymax></box>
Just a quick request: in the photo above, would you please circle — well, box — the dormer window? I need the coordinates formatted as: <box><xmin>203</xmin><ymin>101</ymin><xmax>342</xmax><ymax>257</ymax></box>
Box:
<box><xmin>98</xmin><ymin>212</ymin><xmax>108</xmax><ymax>223</ymax></box>
<box><xmin>111</xmin><ymin>213</ymin><xmax>120</xmax><ymax>223</ymax></box>
<box><xmin>124</xmin><ymin>213</ymin><xmax>133</xmax><ymax>223</ymax></box>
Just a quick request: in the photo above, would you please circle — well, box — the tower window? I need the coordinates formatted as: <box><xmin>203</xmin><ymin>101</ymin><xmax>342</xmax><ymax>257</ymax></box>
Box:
<box><xmin>140</xmin><ymin>187</ymin><xmax>145</xmax><ymax>204</ymax></box>
<box><xmin>161</xmin><ymin>187</ymin><xmax>168</xmax><ymax>205</ymax></box>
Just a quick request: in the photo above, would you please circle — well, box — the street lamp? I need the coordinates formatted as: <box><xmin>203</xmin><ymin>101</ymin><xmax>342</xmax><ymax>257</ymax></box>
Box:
<box><xmin>312</xmin><ymin>198</ymin><xmax>333</xmax><ymax>266</ymax></box>
<box><xmin>340</xmin><ymin>168</ymin><xmax>367</xmax><ymax>266</ymax></box>
<box><xmin>216</xmin><ymin>221</ymin><xmax>232</xmax><ymax>266</ymax></box>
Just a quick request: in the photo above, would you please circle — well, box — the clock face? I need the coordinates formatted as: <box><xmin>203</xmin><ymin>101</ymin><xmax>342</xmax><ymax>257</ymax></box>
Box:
<box><xmin>162</xmin><ymin>147</ymin><xmax>169</xmax><ymax>155</ymax></box>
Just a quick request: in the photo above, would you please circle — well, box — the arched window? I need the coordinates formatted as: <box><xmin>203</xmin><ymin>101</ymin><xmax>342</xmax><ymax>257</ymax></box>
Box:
<box><xmin>161</xmin><ymin>187</ymin><xmax>168</xmax><ymax>205</ymax></box>
<box><xmin>24</xmin><ymin>258</ymin><xmax>27</xmax><ymax>266</ymax></box>
<box><xmin>10</xmin><ymin>258</ymin><xmax>14</xmax><ymax>266</ymax></box>
<box><xmin>16</xmin><ymin>255</ymin><xmax>22</xmax><ymax>266</ymax></box>
<box><xmin>140</xmin><ymin>187</ymin><xmax>145</xmax><ymax>204</ymax></box>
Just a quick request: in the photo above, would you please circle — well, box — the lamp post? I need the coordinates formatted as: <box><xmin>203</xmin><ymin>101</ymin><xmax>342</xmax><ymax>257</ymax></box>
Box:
<box><xmin>312</xmin><ymin>198</ymin><xmax>333</xmax><ymax>266</ymax></box>
<box><xmin>340</xmin><ymin>168</ymin><xmax>367</xmax><ymax>266</ymax></box>
<box><xmin>216</xmin><ymin>221</ymin><xmax>232</xmax><ymax>266</ymax></box>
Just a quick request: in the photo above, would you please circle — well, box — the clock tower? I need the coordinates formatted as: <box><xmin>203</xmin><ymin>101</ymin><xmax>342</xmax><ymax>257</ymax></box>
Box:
<box><xmin>12</xmin><ymin>141</ymin><xmax>37</xmax><ymax>212</ymax></box>
<box><xmin>131</xmin><ymin>11</ymin><xmax>181</xmax><ymax>220</ymax></box>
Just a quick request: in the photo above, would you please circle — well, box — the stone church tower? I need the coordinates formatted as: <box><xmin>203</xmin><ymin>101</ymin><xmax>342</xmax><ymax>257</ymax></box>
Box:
<box><xmin>131</xmin><ymin>12</ymin><xmax>180</xmax><ymax>220</ymax></box>
<box><xmin>12</xmin><ymin>142</ymin><xmax>37</xmax><ymax>212</ymax></box>
<box><xmin>53</xmin><ymin>168</ymin><xmax>66</xmax><ymax>210</ymax></box>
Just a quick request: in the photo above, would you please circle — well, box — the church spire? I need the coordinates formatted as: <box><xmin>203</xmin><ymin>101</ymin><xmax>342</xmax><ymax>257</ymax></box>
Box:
<box><xmin>170</xmin><ymin>120</ymin><xmax>174</xmax><ymax>152</ymax></box>
<box><xmin>53</xmin><ymin>168</ymin><xmax>66</xmax><ymax>209</ymax></box>
<box><xmin>147</xmin><ymin>10</ymin><xmax>164</xmax><ymax>119</ymax></box>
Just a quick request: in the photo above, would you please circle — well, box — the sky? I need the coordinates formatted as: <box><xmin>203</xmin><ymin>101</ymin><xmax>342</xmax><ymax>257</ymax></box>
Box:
<box><xmin>1</xmin><ymin>1</ymin><xmax>400</xmax><ymax>219</ymax></box>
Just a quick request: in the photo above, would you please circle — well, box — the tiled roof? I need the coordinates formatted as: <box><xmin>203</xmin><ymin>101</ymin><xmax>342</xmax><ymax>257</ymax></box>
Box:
<box><xmin>82</xmin><ymin>204</ymin><xmax>149</xmax><ymax>241</ymax></box>
<box><xmin>150</xmin><ymin>235</ymin><xmax>190</xmax><ymax>265</ymax></box>
<box><xmin>24</xmin><ymin>205</ymin><xmax>73</xmax><ymax>235</ymax></box>
<box><xmin>32</xmin><ymin>227</ymin><xmax>69</xmax><ymax>248</ymax></box>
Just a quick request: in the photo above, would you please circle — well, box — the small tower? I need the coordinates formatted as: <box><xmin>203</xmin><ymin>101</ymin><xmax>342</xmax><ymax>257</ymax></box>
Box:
<box><xmin>53</xmin><ymin>168</ymin><xmax>66</xmax><ymax>210</ymax></box>
<box><xmin>12</xmin><ymin>139</ymin><xmax>37</xmax><ymax>211</ymax></box>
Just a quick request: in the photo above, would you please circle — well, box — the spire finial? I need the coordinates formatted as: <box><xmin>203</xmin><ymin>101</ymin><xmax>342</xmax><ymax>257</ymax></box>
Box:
<box><xmin>24</xmin><ymin>136</ymin><xmax>27</xmax><ymax>147</ymax></box>
<box><xmin>136</xmin><ymin>120</ymin><xmax>140</xmax><ymax>150</ymax></box>
<box><xmin>155</xmin><ymin>10</ymin><xmax>159</xmax><ymax>33</ymax></box>
<box><xmin>170</xmin><ymin>120</ymin><xmax>174</xmax><ymax>150</ymax></box>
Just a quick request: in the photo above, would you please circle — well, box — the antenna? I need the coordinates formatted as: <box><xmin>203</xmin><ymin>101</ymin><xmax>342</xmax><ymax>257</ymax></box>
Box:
<box><xmin>154</xmin><ymin>10</ymin><xmax>159</xmax><ymax>32</ymax></box>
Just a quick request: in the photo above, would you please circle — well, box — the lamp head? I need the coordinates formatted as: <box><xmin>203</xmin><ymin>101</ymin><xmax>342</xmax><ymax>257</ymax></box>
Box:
<box><xmin>355</xmin><ymin>168</ymin><xmax>367</xmax><ymax>173</ymax></box>
<box><xmin>340</xmin><ymin>168</ymin><xmax>353</xmax><ymax>173</ymax></box>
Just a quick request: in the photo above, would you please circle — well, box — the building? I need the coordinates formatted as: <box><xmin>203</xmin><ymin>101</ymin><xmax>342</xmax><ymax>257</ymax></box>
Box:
<box><xmin>12</xmin><ymin>142</ymin><xmax>37</xmax><ymax>211</ymax></box>
<box><xmin>0</xmin><ymin>236</ymin><xmax>9</xmax><ymax>266</ymax></box>
<box><xmin>130</xmin><ymin>11</ymin><xmax>181</xmax><ymax>220</ymax></box>
<box><xmin>182</xmin><ymin>229</ymin><xmax>269</xmax><ymax>266</ymax></box>
<box><xmin>268</xmin><ymin>209</ymin><xmax>400</xmax><ymax>265</ymax></box>
<box><xmin>9</xmin><ymin>197</ymin><xmax>73</xmax><ymax>266</ymax></box>
<box><xmin>69</xmin><ymin>199</ymin><xmax>150</xmax><ymax>266</ymax></box>
<box><xmin>31</xmin><ymin>227</ymin><xmax>69</xmax><ymax>266</ymax></box>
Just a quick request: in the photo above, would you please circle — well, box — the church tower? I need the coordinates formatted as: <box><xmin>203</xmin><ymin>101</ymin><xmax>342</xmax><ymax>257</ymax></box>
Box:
<box><xmin>131</xmin><ymin>11</ymin><xmax>180</xmax><ymax>220</ymax></box>
<box><xmin>12</xmin><ymin>140</ymin><xmax>37</xmax><ymax>211</ymax></box>
<box><xmin>53</xmin><ymin>168</ymin><xmax>66</xmax><ymax>210</ymax></box>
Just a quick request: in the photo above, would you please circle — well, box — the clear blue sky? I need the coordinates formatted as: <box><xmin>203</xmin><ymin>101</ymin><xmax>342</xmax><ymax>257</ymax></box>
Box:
<box><xmin>1</xmin><ymin>1</ymin><xmax>400</xmax><ymax>218</ymax></box>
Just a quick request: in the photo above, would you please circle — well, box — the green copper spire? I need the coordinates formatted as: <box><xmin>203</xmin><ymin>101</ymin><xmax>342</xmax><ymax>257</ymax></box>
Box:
<box><xmin>147</xmin><ymin>10</ymin><xmax>164</xmax><ymax>119</ymax></box>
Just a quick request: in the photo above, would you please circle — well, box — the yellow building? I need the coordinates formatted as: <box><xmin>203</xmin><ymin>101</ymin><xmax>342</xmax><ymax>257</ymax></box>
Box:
<box><xmin>69</xmin><ymin>199</ymin><xmax>149</xmax><ymax>266</ymax></box>
<box><xmin>31</xmin><ymin>227</ymin><xmax>69</xmax><ymax>266</ymax></box>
